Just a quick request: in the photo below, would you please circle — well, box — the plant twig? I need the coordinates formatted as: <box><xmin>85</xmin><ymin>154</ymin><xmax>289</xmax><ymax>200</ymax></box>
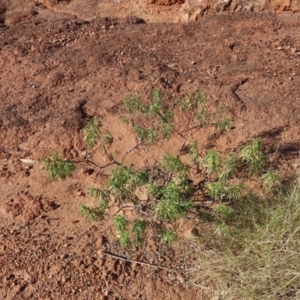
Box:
<box><xmin>121</xmin><ymin>142</ymin><xmax>143</xmax><ymax>164</ymax></box>
<box><xmin>86</xmin><ymin>159</ymin><xmax>118</xmax><ymax>169</ymax></box>
<box><xmin>113</xmin><ymin>205</ymin><xmax>136</xmax><ymax>216</ymax></box>
<box><xmin>279</xmin><ymin>159</ymin><xmax>293</xmax><ymax>175</ymax></box>
<box><xmin>177</xmin><ymin>135</ymin><xmax>189</xmax><ymax>157</ymax></box>
<box><xmin>102</xmin><ymin>251</ymin><xmax>178</xmax><ymax>271</ymax></box>
<box><xmin>142</xmin><ymin>144</ymin><xmax>160</xmax><ymax>165</ymax></box>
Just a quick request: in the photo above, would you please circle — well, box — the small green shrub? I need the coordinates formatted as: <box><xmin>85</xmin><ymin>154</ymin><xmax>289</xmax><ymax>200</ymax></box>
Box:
<box><xmin>123</xmin><ymin>95</ymin><xmax>145</xmax><ymax>114</ymax></box>
<box><xmin>220</xmin><ymin>153</ymin><xmax>238</xmax><ymax>181</ymax></box>
<box><xmin>113</xmin><ymin>215</ymin><xmax>128</xmax><ymax>233</ymax></box>
<box><xmin>119</xmin><ymin>231</ymin><xmax>132</xmax><ymax>248</ymax></box>
<box><xmin>108</xmin><ymin>166</ymin><xmax>149</xmax><ymax>202</ymax></box>
<box><xmin>41</xmin><ymin>88</ymin><xmax>287</xmax><ymax>253</ymax></box>
<box><xmin>133</xmin><ymin>125</ymin><xmax>158</xmax><ymax>143</ymax></box>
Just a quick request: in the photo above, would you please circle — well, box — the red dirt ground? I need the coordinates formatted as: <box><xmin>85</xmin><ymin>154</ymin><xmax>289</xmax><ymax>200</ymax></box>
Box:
<box><xmin>1</xmin><ymin>8</ymin><xmax>300</xmax><ymax>300</ymax></box>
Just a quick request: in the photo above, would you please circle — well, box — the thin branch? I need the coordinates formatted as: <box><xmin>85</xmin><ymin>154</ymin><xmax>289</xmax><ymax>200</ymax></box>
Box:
<box><xmin>113</xmin><ymin>205</ymin><xmax>136</xmax><ymax>216</ymax></box>
<box><xmin>121</xmin><ymin>143</ymin><xmax>143</xmax><ymax>164</ymax></box>
<box><xmin>157</xmin><ymin>112</ymin><xmax>185</xmax><ymax>139</ymax></box>
<box><xmin>102</xmin><ymin>251</ymin><xmax>178</xmax><ymax>271</ymax></box>
<box><xmin>279</xmin><ymin>159</ymin><xmax>293</xmax><ymax>175</ymax></box>
<box><xmin>86</xmin><ymin>159</ymin><xmax>118</xmax><ymax>170</ymax></box>
<box><xmin>177</xmin><ymin>134</ymin><xmax>189</xmax><ymax>157</ymax></box>
<box><xmin>112</xmin><ymin>201</ymin><xmax>154</xmax><ymax>216</ymax></box>
<box><xmin>103</xmin><ymin>147</ymin><xmax>122</xmax><ymax>166</ymax></box>
<box><xmin>179</xmin><ymin>123</ymin><xmax>215</xmax><ymax>134</ymax></box>
<box><xmin>142</xmin><ymin>144</ymin><xmax>160</xmax><ymax>165</ymax></box>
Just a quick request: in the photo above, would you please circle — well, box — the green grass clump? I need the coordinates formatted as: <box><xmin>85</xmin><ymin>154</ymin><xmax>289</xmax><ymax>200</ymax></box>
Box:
<box><xmin>190</xmin><ymin>183</ymin><xmax>300</xmax><ymax>300</ymax></box>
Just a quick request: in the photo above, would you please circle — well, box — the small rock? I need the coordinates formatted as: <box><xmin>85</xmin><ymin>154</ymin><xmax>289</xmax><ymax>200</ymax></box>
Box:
<box><xmin>291</xmin><ymin>48</ymin><xmax>297</xmax><ymax>54</ymax></box>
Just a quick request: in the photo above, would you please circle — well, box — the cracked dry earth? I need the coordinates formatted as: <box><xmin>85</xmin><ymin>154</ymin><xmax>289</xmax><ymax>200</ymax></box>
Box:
<box><xmin>1</xmin><ymin>10</ymin><xmax>300</xmax><ymax>300</ymax></box>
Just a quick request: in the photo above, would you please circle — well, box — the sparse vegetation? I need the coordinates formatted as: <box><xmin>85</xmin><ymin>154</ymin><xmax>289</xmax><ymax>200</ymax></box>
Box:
<box><xmin>42</xmin><ymin>89</ymin><xmax>293</xmax><ymax>275</ymax></box>
<box><xmin>74</xmin><ymin>89</ymin><xmax>288</xmax><ymax>251</ymax></box>
<box><xmin>40</xmin><ymin>86</ymin><xmax>300</xmax><ymax>297</ymax></box>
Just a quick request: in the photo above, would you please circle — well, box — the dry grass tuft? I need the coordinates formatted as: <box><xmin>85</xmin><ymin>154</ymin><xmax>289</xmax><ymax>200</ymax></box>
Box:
<box><xmin>189</xmin><ymin>183</ymin><xmax>300</xmax><ymax>300</ymax></box>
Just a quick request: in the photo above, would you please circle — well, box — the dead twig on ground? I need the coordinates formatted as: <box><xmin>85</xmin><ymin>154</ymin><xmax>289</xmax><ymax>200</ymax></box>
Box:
<box><xmin>102</xmin><ymin>251</ymin><xmax>178</xmax><ymax>271</ymax></box>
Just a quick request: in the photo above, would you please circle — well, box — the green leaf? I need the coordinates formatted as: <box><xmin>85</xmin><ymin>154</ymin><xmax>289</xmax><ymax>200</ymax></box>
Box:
<box><xmin>79</xmin><ymin>204</ymin><xmax>105</xmax><ymax>221</ymax></box>
<box><xmin>206</xmin><ymin>181</ymin><xmax>226</xmax><ymax>200</ymax></box>
<box><xmin>216</xmin><ymin>118</ymin><xmax>232</xmax><ymax>134</ymax></box>
<box><xmin>262</xmin><ymin>170</ymin><xmax>279</xmax><ymax>190</ymax></box>
<box><xmin>202</xmin><ymin>150</ymin><xmax>221</xmax><ymax>175</ymax></box>
<box><xmin>240</xmin><ymin>138</ymin><xmax>266</xmax><ymax>175</ymax></box>
<box><xmin>133</xmin><ymin>125</ymin><xmax>158</xmax><ymax>143</ymax></box>
<box><xmin>188</xmin><ymin>141</ymin><xmax>199</xmax><ymax>164</ymax></box>
<box><xmin>119</xmin><ymin>231</ymin><xmax>132</xmax><ymax>248</ymax></box>
<box><xmin>84</xmin><ymin>117</ymin><xmax>101</xmax><ymax>150</ymax></box>
<box><xmin>113</xmin><ymin>215</ymin><xmax>128</xmax><ymax>233</ymax></box>
<box><xmin>159</xmin><ymin>229</ymin><xmax>177</xmax><ymax>245</ymax></box>
<box><xmin>42</xmin><ymin>152</ymin><xmax>75</xmax><ymax>180</ymax></box>
<box><xmin>132</xmin><ymin>219</ymin><xmax>147</xmax><ymax>246</ymax></box>
<box><xmin>123</xmin><ymin>95</ymin><xmax>145</xmax><ymax>113</ymax></box>
<box><xmin>162</xmin><ymin>154</ymin><xmax>187</xmax><ymax>173</ymax></box>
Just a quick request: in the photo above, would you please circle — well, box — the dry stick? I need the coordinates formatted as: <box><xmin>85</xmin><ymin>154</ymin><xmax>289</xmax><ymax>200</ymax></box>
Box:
<box><xmin>102</xmin><ymin>251</ymin><xmax>178</xmax><ymax>271</ymax></box>
<box><xmin>279</xmin><ymin>159</ymin><xmax>293</xmax><ymax>175</ymax></box>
